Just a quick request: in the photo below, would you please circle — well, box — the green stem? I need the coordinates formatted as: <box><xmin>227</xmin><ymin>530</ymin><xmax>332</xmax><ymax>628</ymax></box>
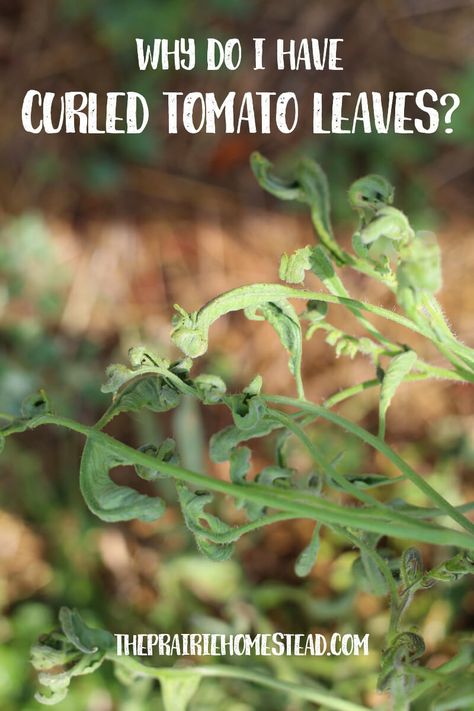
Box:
<box><xmin>175</xmin><ymin>282</ymin><xmax>474</xmax><ymax>383</ymax></box>
<box><xmin>108</xmin><ymin>653</ymin><xmax>371</xmax><ymax>711</ymax></box>
<box><xmin>415</xmin><ymin>361</ymin><xmax>466</xmax><ymax>381</ymax></box>
<box><xmin>21</xmin><ymin>415</ymin><xmax>474</xmax><ymax>549</ymax></box>
<box><xmin>268</xmin><ymin>410</ymin><xmax>442</xmax><ymax>536</ymax></box>
<box><xmin>398</xmin><ymin>501</ymin><xmax>474</xmax><ymax>519</ymax></box>
<box><xmin>333</xmin><ymin>526</ymin><xmax>399</xmax><ymax>637</ymax></box>
<box><xmin>194</xmin><ymin>284</ymin><xmax>429</xmax><ymax>339</ymax></box>
<box><xmin>406</xmin><ymin>646</ymin><xmax>473</xmax><ymax>702</ymax></box>
<box><xmin>322</xmin><ymin>365</ymin><xmax>463</xmax><ymax>410</ymax></box>
<box><xmin>263</xmin><ymin>396</ymin><xmax>474</xmax><ymax>537</ymax></box>
<box><xmin>183</xmin><ymin>512</ymin><xmax>297</xmax><ymax>544</ymax></box>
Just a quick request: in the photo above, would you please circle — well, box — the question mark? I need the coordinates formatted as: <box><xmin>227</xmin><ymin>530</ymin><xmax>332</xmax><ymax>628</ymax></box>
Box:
<box><xmin>440</xmin><ymin>93</ymin><xmax>460</xmax><ymax>134</ymax></box>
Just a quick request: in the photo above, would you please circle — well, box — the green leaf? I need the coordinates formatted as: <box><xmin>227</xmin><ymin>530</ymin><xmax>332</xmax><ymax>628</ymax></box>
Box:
<box><xmin>99</xmin><ymin>348</ymin><xmax>190</xmax><ymax>427</ymax></box>
<box><xmin>257</xmin><ymin>465</ymin><xmax>293</xmax><ymax>487</ymax></box>
<box><xmin>229</xmin><ymin>447</ymin><xmax>251</xmax><ymax>484</ymax></box>
<box><xmin>397</xmin><ymin>231</ymin><xmax>442</xmax><ymax>295</ymax></box>
<box><xmin>360</xmin><ymin>206</ymin><xmax>414</xmax><ymax>246</ymax></box>
<box><xmin>80</xmin><ymin>437</ymin><xmax>166</xmax><ymax>522</ymax></box>
<box><xmin>348</xmin><ymin>174</ymin><xmax>394</xmax><ymax>227</ymax></box>
<box><xmin>400</xmin><ymin>548</ymin><xmax>423</xmax><ymax>590</ymax></box>
<box><xmin>378</xmin><ymin>350</ymin><xmax>417</xmax><ymax>439</ymax></box>
<box><xmin>378</xmin><ymin>632</ymin><xmax>425</xmax><ymax>691</ymax></box>
<box><xmin>310</xmin><ymin>245</ymin><xmax>347</xmax><ymax>296</ymax></box>
<box><xmin>229</xmin><ymin>448</ymin><xmax>274</xmax><ymax>521</ymax></box>
<box><xmin>236</xmin><ymin>465</ymin><xmax>293</xmax><ymax>521</ymax></box>
<box><xmin>359</xmin><ymin>550</ymin><xmax>389</xmax><ymax>596</ymax></box>
<box><xmin>0</xmin><ymin>390</ymin><xmax>53</xmax><ymax>441</ymax></box>
<box><xmin>31</xmin><ymin>623</ymin><xmax>107</xmax><ymax>706</ymax></box>
<box><xmin>171</xmin><ymin>305</ymin><xmax>208</xmax><ymax>358</ymax></box>
<box><xmin>431</xmin><ymin>680</ymin><xmax>474</xmax><ymax>711</ymax></box>
<box><xmin>275</xmin><ymin>429</ymin><xmax>291</xmax><ymax>468</ymax></box>
<box><xmin>127</xmin><ymin>346</ymin><xmax>170</xmax><ymax>369</ymax></box>
<box><xmin>331</xmin><ymin>472</ymin><xmax>397</xmax><ymax>490</ymax></box>
<box><xmin>279</xmin><ymin>246</ymin><xmax>313</xmax><ymax>284</ymax></box>
<box><xmin>245</xmin><ymin>300</ymin><xmax>303</xmax><ymax>395</ymax></box>
<box><xmin>424</xmin><ymin>551</ymin><xmax>474</xmax><ymax>584</ymax></box>
<box><xmin>250</xmin><ymin>152</ymin><xmax>345</xmax><ymax>263</ymax></box>
<box><xmin>59</xmin><ymin>608</ymin><xmax>114</xmax><ymax>654</ymax></box>
<box><xmin>101</xmin><ymin>364</ymin><xmax>136</xmax><ymax>394</ymax></box>
<box><xmin>294</xmin><ymin>523</ymin><xmax>321</xmax><ymax>577</ymax></box>
<box><xmin>210</xmin><ymin>418</ymin><xmax>279</xmax><ymax>463</ymax></box>
<box><xmin>177</xmin><ymin>484</ymin><xmax>234</xmax><ymax>561</ymax></box>
<box><xmin>250</xmin><ymin>151</ymin><xmax>304</xmax><ymax>202</ymax></box>
<box><xmin>135</xmin><ymin>439</ymin><xmax>178</xmax><ymax>481</ymax></box>
<box><xmin>297</xmin><ymin>159</ymin><xmax>333</xmax><ymax>234</ymax></box>
<box><xmin>303</xmin><ymin>299</ymin><xmax>329</xmax><ymax>324</ymax></box>
<box><xmin>21</xmin><ymin>389</ymin><xmax>51</xmax><ymax>418</ymax></box>
<box><xmin>193</xmin><ymin>373</ymin><xmax>227</xmax><ymax>404</ymax></box>
<box><xmin>158</xmin><ymin>671</ymin><xmax>201</xmax><ymax>711</ymax></box>
<box><xmin>229</xmin><ymin>394</ymin><xmax>266</xmax><ymax>431</ymax></box>
<box><xmin>35</xmin><ymin>679</ymin><xmax>70</xmax><ymax>706</ymax></box>
<box><xmin>35</xmin><ymin>650</ymin><xmax>105</xmax><ymax>705</ymax></box>
<box><xmin>352</xmin><ymin>232</ymin><xmax>371</xmax><ymax>260</ymax></box>
<box><xmin>101</xmin><ymin>374</ymin><xmax>180</xmax><ymax>427</ymax></box>
<box><xmin>243</xmin><ymin>374</ymin><xmax>263</xmax><ymax>396</ymax></box>
<box><xmin>31</xmin><ymin>632</ymin><xmax>81</xmax><ymax>671</ymax></box>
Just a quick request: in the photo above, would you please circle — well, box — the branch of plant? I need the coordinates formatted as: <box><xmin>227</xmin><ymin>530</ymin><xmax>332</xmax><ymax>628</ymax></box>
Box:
<box><xmin>106</xmin><ymin>652</ymin><xmax>372</xmax><ymax>711</ymax></box>
<box><xmin>267</xmin><ymin>409</ymin><xmax>451</xmax><ymax>537</ymax></box>
<box><xmin>15</xmin><ymin>414</ymin><xmax>474</xmax><ymax>549</ymax></box>
<box><xmin>263</xmin><ymin>396</ymin><xmax>474</xmax><ymax>536</ymax></box>
<box><xmin>182</xmin><ymin>283</ymin><xmax>474</xmax><ymax>383</ymax></box>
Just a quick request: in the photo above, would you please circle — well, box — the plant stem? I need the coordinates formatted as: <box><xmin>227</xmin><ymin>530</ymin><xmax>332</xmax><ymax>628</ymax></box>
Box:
<box><xmin>263</xmin><ymin>396</ymin><xmax>474</xmax><ymax>537</ymax></box>
<box><xmin>195</xmin><ymin>284</ymin><xmax>429</xmax><ymax>339</ymax></box>
<box><xmin>183</xmin><ymin>512</ymin><xmax>298</xmax><ymax>544</ymax></box>
<box><xmin>406</xmin><ymin>647</ymin><xmax>473</xmax><ymax>702</ymax></box>
<box><xmin>268</xmin><ymin>410</ymin><xmax>444</xmax><ymax>535</ymax></box>
<box><xmin>183</xmin><ymin>283</ymin><xmax>474</xmax><ymax>382</ymax></box>
<box><xmin>332</xmin><ymin>526</ymin><xmax>399</xmax><ymax>634</ymax></box>
<box><xmin>107</xmin><ymin>653</ymin><xmax>371</xmax><ymax>711</ymax></box>
<box><xmin>20</xmin><ymin>414</ymin><xmax>474</xmax><ymax>549</ymax></box>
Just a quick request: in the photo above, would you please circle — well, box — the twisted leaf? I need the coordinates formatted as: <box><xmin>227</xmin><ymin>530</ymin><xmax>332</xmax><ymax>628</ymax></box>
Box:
<box><xmin>229</xmin><ymin>446</ymin><xmax>251</xmax><ymax>484</ymax></box>
<box><xmin>193</xmin><ymin>373</ymin><xmax>227</xmax><ymax>404</ymax></box>
<box><xmin>279</xmin><ymin>246</ymin><xmax>313</xmax><ymax>284</ymax></box>
<box><xmin>294</xmin><ymin>523</ymin><xmax>321</xmax><ymax>577</ymax></box>
<box><xmin>250</xmin><ymin>152</ymin><xmax>345</xmax><ymax>263</ymax></box>
<box><xmin>135</xmin><ymin>439</ymin><xmax>178</xmax><ymax>481</ymax></box>
<box><xmin>348</xmin><ymin>174</ymin><xmax>395</xmax><ymax>222</ymax></box>
<box><xmin>80</xmin><ymin>437</ymin><xmax>166</xmax><ymax>522</ymax></box>
<box><xmin>59</xmin><ymin>607</ymin><xmax>114</xmax><ymax>654</ymax></box>
<box><xmin>31</xmin><ymin>620</ymin><xmax>107</xmax><ymax>706</ymax></box>
<box><xmin>245</xmin><ymin>300</ymin><xmax>303</xmax><ymax>395</ymax></box>
<box><xmin>397</xmin><ymin>231</ymin><xmax>442</xmax><ymax>296</ymax></box>
<box><xmin>400</xmin><ymin>548</ymin><xmax>424</xmax><ymax>590</ymax></box>
<box><xmin>378</xmin><ymin>631</ymin><xmax>425</xmax><ymax>691</ymax></box>
<box><xmin>100</xmin><ymin>374</ymin><xmax>180</xmax><ymax>427</ymax></box>
<box><xmin>360</xmin><ymin>206</ymin><xmax>414</xmax><ymax>246</ymax></box>
<box><xmin>209</xmin><ymin>418</ymin><xmax>278</xmax><ymax>462</ymax></box>
<box><xmin>378</xmin><ymin>350</ymin><xmax>417</xmax><ymax>439</ymax></box>
<box><xmin>177</xmin><ymin>484</ymin><xmax>234</xmax><ymax>561</ymax></box>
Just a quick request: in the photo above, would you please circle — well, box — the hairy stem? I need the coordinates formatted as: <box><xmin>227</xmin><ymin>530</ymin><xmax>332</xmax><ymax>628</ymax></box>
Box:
<box><xmin>17</xmin><ymin>414</ymin><xmax>474</xmax><ymax>549</ymax></box>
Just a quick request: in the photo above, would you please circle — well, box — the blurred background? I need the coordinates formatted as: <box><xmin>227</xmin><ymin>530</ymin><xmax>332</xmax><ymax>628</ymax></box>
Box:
<box><xmin>0</xmin><ymin>1</ymin><xmax>473</xmax><ymax>709</ymax></box>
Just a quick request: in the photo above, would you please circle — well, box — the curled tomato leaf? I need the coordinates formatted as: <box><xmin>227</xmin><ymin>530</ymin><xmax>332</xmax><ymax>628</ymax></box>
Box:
<box><xmin>80</xmin><ymin>437</ymin><xmax>166</xmax><ymax>523</ymax></box>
